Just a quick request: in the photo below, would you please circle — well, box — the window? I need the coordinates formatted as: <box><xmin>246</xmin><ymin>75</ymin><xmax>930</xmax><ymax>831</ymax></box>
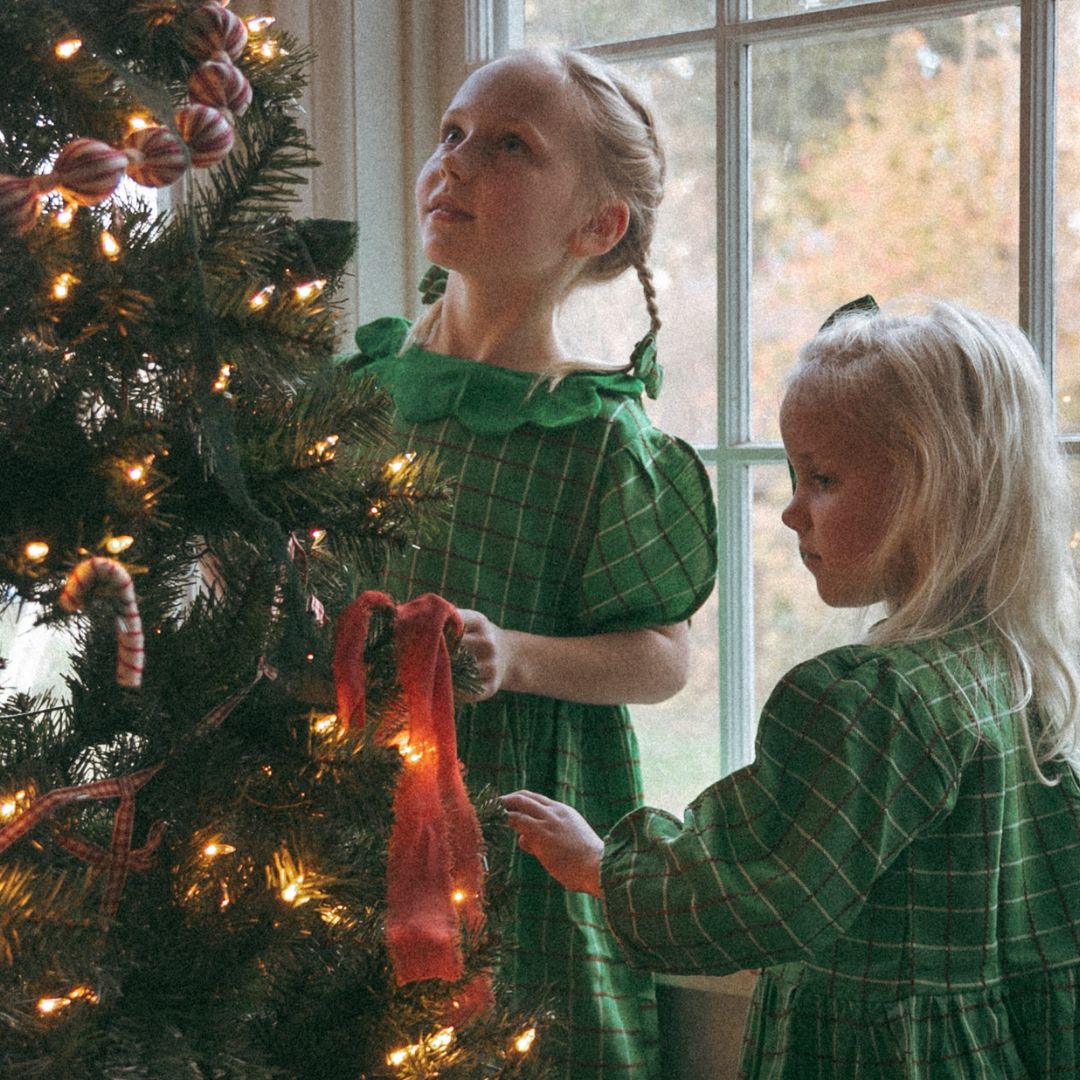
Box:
<box><xmin>467</xmin><ymin>0</ymin><xmax>1079</xmax><ymax>814</ymax></box>
<box><xmin>287</xmin><ymin>0</ymin><xmax>1077</xmax><ymax>815</ymax></box>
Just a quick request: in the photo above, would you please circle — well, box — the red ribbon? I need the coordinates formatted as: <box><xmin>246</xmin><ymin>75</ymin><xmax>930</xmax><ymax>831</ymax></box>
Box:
<box><xmin>0</xmin><ymin>763</ymin><xmax>164</xmax><ymax>919</ymax></box>
<box><xmin>333</xmin><ymin>591</ymin><xmax>487</xmax><ymax>987</ymax></box>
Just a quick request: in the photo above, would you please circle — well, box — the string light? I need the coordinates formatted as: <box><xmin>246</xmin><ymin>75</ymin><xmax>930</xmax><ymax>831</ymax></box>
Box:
<box><xmin>37</xmin><ymin>985</ymin><xmax>98</xmax><ymax>1016</ymax></box>
<box><xmin>513</xmin><ymin>1027</ymin><xmax>537</xmax><ymax>1054</ymax></box>
<box><xmin>51</xmin><ymin>272</ymin><xmax>77</xmax><ymax>300</ymax></box>
<box><xmin>126</xmin><ymin>464</ymin><xmax>145</xmax><ymax>482</ymax></box>
<box><xmin>202</xmin><ymin>839</ymin><xmax>236</xmax><ymax>859</ymax></box>
<box><xmin>54</xmin><ymin>38</ymin><xmax>82</xmax><ymax>59</ymax></box>
<box><xmin>24</xmin><ymin>541</ymin><xmax>49</xmax><ymax>562</ymax></box>
<box><xmin>257</xmin><ymin>39</ymin><xmax>282</xmax><ymax>60</ymax></box>
<box><xmin>127</xmin><ymin>114</ymin><xmax>152</xmax><ymax>132</ymax></box>
<box><xmin>0</xmin><ymin>788</ymin><xmax>31</xmax><ymax>821</ymax></box>
<box><xmin>311</xmin><ymin>713</ymin><xmax>337</xmax><ymax>735</ymax></box>
<box><xmin>318</xmin><ymin>904</ymin><xmax>348</xmax><ymax>926</ymax></box>
<box><xmin>248</xmin><ymin>284</ymin><xmax>276</xmax><ymax>310</ymax></box>
<box><xmin>55</xmin><ymin>203</ymin><xmax>76</xmax><ymax>228</ymax></box>
<box><xmin>213</xmin><ymin>364</ymin><xmax>232</xmax><ymax>392</ymax></box>
<box><xmin>99</xmin><ymin>229</ymin><xmax>121</xmax><ymax>258</ymax></box>
<box><xmin>269</xmin><ymin>849</ymin><xmax>328</xmax><ymax>908</ymax></box>
<box><xmin>384</xmin><ymin>452</ymin><xmax>416</xmax><ymax>476</ymax></box>
<box><xmin>386</xmin><ymin>1026</ymin><xmax>456</xmax><ymax>1068</ymax></box>
<box><xmin>246</xmin><ymin>14</ymin><xmax>276</xmax><ymax>31</ymax></box>
<box><xmin>105</xmin><ymin>535</ymin><xmax>134</xmax><ymax>555</ymax></box>
<box><xmin>450</xmin><ymin>888</ymin><xmax>467</xmax><ymax>905</ymax></box>
<box><xmin>309</xmin><ymin>527</ymin><xmax>326</xmax><ymax>544</ymax></box>
<box><xmin>306</xmin><ymin>434</ymin><xmax>339</xmax><ymax>463</ymax></box>
<box><xmin>293</xmin><ymin>278</ymin><xmax>326</xmax><ymax>301</ymax></box>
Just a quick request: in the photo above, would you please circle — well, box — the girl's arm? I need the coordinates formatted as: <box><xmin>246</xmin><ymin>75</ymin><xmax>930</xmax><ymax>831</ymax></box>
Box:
<box><xmin>457</xmin><ymin>609</ymin><xmax>689</xmax><ymax>705</ymax></box>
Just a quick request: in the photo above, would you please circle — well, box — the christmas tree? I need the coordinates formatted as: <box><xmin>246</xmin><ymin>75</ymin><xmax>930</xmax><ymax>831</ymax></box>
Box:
<box><xmin>0</xmin><ymin>2</ymin><xmax>547</xmax><ymax>1076</ymax></box>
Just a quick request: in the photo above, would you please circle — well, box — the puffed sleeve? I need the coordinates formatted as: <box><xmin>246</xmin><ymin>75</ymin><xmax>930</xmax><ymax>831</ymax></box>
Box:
<box><xmin>577</xmin><ymin>402</ymin><xmax>717</xmax><ymax>631</ymax></box>
<box><xmin>599</xmin><ymin>648</ymin><xmax>965</xmax><ymax>975</ymax></box>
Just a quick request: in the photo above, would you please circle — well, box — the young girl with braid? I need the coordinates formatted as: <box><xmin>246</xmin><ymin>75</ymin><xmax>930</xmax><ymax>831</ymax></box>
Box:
<box><xmin>505</xmin><ymin>300</ymin><xmax>1080</xmax><ymax>1078</ymax></box>
<box><xmin>344</xmin><ymin>48</ymin><xmax>717</xmax><ymax>1079</ymax></box>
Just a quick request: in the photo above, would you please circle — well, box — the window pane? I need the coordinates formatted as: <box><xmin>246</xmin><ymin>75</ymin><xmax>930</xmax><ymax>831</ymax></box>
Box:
<box><xmin>750</xmin><ymin>12</ymin><xmax>1021</xmax><ymax>441</ymax></box>
<box><xmin>753</xmin><ymin>465</ymin><xmax>883</xmax><ymax>719</ymax></box>
<box><xmin>555</xmin><ymin>51</ymin><xmax>718</xmax><ymax>446</ymax></box>
<box><xmin>1071</xmin><ymin>458</ymin><xmax>1080</xmax><ymax>568</ymax></box>
<box><xmin>524</xmin><ymin>0</ymin><xmax>715</xmax><ymax>48</ymax></box>
<box><xmin>635</xmin><ymin>588</ymin><xmax>720</xmax><ymax>815</ymax></box>
<box><xmin>1057</xmin><ymin>0</ymin><xmax>1080</xmax><ymax>435</ymax></box>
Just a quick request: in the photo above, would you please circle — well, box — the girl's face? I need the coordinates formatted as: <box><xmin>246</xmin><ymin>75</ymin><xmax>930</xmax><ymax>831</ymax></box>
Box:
<box><xmin>779</xmin><ymin>388</ymin><xmax>898</xmax><ymax>608</ymax></box>
<box><xmin>415</xmin><ymin>53</ymin><xmax>595</xmax><ymax>288</ymax></box>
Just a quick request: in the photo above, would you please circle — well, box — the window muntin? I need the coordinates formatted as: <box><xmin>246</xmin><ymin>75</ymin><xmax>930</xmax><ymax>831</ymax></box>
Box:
<box><xmin>513</xmin><ymin>0</ymin><xmax>1068</xmax><ymax>804</ymax></box>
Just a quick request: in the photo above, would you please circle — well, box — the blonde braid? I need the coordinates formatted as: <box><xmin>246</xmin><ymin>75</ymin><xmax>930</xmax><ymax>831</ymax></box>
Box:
<box><xmin>635</xmin><ymin>259</ymin><xmax>661</xmax><ymax>337</ymax></box>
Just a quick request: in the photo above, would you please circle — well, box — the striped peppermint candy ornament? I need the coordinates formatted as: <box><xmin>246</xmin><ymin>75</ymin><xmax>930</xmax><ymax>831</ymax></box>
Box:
<box><xmin>184</xmin><ymin>2</ymin><xmax>249</xmax><ymax>62</ymax></box>
<box><xmin>123</xmin><ymin>126</ymin><xmax>188</xmax><ymax>188</ymax></box>
<box><xmin>0</xmin><ymin>175</ymin><xmax>42</xmax><ymax>235</ymax></box>
<box><xmin>175</xmin><ymin>104</ymin><xmax>234</xmax><ymax>168</ymax></box>
<box><xmin>52</xmin><ymin>138</ymin><xmax>128</xmax><ymax>206</ymax></box>
<box><xmin>188</xmin><ymin>59</ymin><xmax>252</xmax><ymax>119</ymax></box>
<box><xmin>59</xmin><ymin>557</ymin><xmax>144</xmax><ymax>688</ymax></box>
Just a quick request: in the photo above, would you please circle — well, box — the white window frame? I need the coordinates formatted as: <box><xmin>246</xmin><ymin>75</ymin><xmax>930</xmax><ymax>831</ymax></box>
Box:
<box><xmin>276</xmin><ymin>0</ymin><xmax>1074</xmax><ymax>778</ymax></box>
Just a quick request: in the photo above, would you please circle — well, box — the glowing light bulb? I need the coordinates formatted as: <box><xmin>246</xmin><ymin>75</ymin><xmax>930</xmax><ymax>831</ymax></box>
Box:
<box><xmin>54</xmin><ymin>39</ymin><xmax>82</xmax><ymax>59</ymax></box>
<box><xmin>37</xmin><ymin>996</ymin><xmax>68</xmax><ymax>1015</ymax></box>
<box><xmin>126</xmin><ymin>464</ymin><xmax>145</xmax><ymax>482</ymax></box>
<box><xmin>451</xmin><ymin>888</ymin><xmax>467</xmax><ymax>905</ymax></box>
<box><xmin>55</xmin><ymin>203</ymin><xmax>75</xmax><ymax>228</ymax></box>
<box><xmin>202</xmin><ymin>841</ymin><xmax>236</xmax><ymax>858</ymax></box>
<box><xmin>246</xmin><ymin>14</ymin><xmax>276</xmax><ymax>31</ymax></box>
<box><xmin>385</xmin><ymin>451</ymin><xmax>416</xmax><ymax>475</ymax></box>
<box><xmin>312</xmin><ymin>713</ymin><xmax>337</xmax><ymax>734</ymax></box>
<box><xmin>213</xmin><ymin>364</ymin><xmax>232</xmax><ymax>392</ymax></box>
<box><xmin>281</xmin><ymin>878</ymin><xmax>301</xmax><ymax>904</ymax></box>
<box><xmin>309</xmin><ymin>527</ymin><xmax>326</xmax><ymax>544</ymax></box>
<box><xmin>258</xmin><ymin>39</ymin><xmax>281</xmax><ymax>60</ymax></box>
<box><xmin>386</xmin><ymin>1047</ymin><xmax>408</xmax><ymax>1067</ymax></box>
<box><xmin>0</xmin><ymin>789</ymin><xmax>27</xmax><ymax>820</ymax></box>
<box><xmin>249</xmin><ymin>284</ymin><xmax>276</xmax><ymax>310</ymax></box>
<box><xmin>51</xmin><ymin>272</ymin><xmax>76</xmax><ymax>300</ymax></box>
<box><xmin>24</xmin><ymin>541</ymin><xmax>49</xmax><ymax>561</ymax></box>
<box><xmin>105</xmin><ymin>535</ymin><xmax>133</xmax><ymax>554</ymax></box>
<box><xmin>99</xmin><ymin>230</ymin><xmax>121</xmax><ymax>258</ymax></box>
<box><xmin>306</xmin><ymin>434</ymin><xmax>339</xmax><ymax>462</ymax></box>
<box><xmin>127</xmin><ymin>114</ymin><xmax>152</xmax><ymax>132</ymax></box>
<box><xmin>514</xmin><ymin>1027</ymin><xmax>537</xmax><ymax>1054</ymax></box>
<box><xmin>428</xmin><ymin>1027</ymin><xmax>454</xmax><ymax>1051</ymax></box>
<box><xmin>293</xmin><ymin>278</ymin><xmax>326</xmax><ymax>301</ymax></box>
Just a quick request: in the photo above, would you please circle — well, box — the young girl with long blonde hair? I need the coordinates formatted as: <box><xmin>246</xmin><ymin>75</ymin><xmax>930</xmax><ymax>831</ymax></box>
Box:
<box><xmin>505</xmin><ymin>299</ymin><xmax>1080</xmax><ymax>1077</ymax></box>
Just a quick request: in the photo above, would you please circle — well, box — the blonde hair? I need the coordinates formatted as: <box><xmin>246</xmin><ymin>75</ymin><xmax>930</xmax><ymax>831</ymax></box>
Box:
<box><xmin>406</xmin><ymin>48</ymin><xmax>666</xmax><ymax>374</ymax></box>
<box><xmin>789</xmin><ymin>300</ymin><xmax>1080</xmax><ymax>780</ymax></box>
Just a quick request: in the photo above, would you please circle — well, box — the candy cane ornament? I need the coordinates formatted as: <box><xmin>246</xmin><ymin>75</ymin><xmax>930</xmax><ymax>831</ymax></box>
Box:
<box><xmin>59</xmin><ymin>557</ymin><xmax>144</xmax><ymax>688</ymax></box>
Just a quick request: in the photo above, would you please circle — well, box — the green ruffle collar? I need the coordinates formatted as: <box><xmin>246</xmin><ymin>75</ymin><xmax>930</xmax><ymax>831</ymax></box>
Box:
<box><xmin>349</xmin><ymin>317</ymin><xmax>646</xmax><ymax>435</ymax></box>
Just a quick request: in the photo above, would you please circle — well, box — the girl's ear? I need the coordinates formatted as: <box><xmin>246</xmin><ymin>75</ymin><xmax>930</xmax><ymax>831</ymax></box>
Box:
<box><xmin>569</xmin><ymin>200</ymin><xmax>630</xmax><ymax>259</ymax></box>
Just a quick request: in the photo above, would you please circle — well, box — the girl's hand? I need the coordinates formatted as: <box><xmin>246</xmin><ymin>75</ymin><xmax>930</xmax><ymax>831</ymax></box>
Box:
<box><xmin>501</xmin><ymin>790</ymin><xmax>604</xmax><ymax>897</ymax></box>
<box><xmin>457</xmin><ymin>608</ymin><xmax>512</xmax><ymax>700</ymax></box>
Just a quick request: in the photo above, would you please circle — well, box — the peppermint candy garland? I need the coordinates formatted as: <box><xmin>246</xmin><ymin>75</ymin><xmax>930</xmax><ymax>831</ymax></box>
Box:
<box><xmin>175</xmin><ymin>104</ymin><xmax>235</xmax><ymax>168</ymax></box>
<box><xmin>59</xmin><ymin>556</ymin><xmax>145</xmax><ymax>688</ymax></box>
<box><xmin>53</xmin><ymin>138</ymin><xmax>131</xmax><ymax>207</ymax></box>
<box><xmin>0</xmin><ymin>1</ymin><xmax>256</xmax><ymax>236</ymax></box>
<box><xmin>122</xmin><ymin>126</ymin><xmax>189</xmax><ymax>188</ymax></box>
<box><xmin>188</xmin><ymin>58</ymin><xmax>253</xmax><ymax>120</ymax></box>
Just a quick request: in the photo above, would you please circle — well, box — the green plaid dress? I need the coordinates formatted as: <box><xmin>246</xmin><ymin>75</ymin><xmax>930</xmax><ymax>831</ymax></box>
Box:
<box><xmin>601</xmin><ymin>626</ymin><xmax>1080</xmax><ymax>1078</ymax></box>
<box><xmin>346</xmin><ymin>317</ymin><xmax>718</xmax><ymax>1079</ymax></box>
